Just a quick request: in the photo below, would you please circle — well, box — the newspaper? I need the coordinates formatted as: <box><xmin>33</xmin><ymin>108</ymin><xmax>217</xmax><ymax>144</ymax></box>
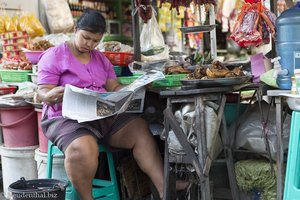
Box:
<box><xmin>62</xmin><ymin>70</ymin><xmax>165</xmax><ymax>122</ymax></box>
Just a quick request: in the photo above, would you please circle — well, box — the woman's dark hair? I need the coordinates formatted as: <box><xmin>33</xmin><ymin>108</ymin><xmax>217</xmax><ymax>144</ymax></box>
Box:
<box><xmin>76</xmin><ymin>9</ymin><xmax>106</xmax><ymax>34</ymax></box>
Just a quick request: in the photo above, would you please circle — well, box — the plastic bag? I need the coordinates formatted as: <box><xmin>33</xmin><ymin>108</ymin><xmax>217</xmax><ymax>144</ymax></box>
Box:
<box><xmin>45</xmin><ymin>0</ymin><xmax>74</xmax><ymax>33</ymax></box>
<box><xmin>4</xmin><ymin>15</ymin><xmax>17</xmax><ymax>32</ymax></box>
<box><xmin>0</xmin><ymin>15</ymin><xmax>5</xmax><ymax>33</ymax></box>
<box><xmin>167</xmin><ymin>103</ymin><xmax>223</xmax><ymax>160</ymax></box>
<box><xmin>19</xmin><ymin>13</ymin><xmax>45</xmax><ymax>38</ymax></box>
<box><xmin>140</xmin><ymin>7</ymin><xmax>165</xmax><ymax>55</ymax></box>
<box><xmin>12</xmin><ymin>15</ymin><xmax>22</xmax><ymax>31</ymax></box>
<box><xmin>260</xmin><ymin>69</ymin><xmax>279</xmax><ymax>88</ymax></box>
<box><xmin>234</xmin><ymin>101</ymin><xmax>291</xmax><ymax>161</ymax></box>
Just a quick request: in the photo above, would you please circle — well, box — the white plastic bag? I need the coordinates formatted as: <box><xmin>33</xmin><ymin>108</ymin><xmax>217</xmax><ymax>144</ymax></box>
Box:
<box><xmin>140</xmin><ymin>7</ymin><xmax>165</xmax><ymax>55</ymax></box>
<box><xmin>44</xmin><ymin>0</ymin><xmax>74</xmax><ymax>33</ymax></box>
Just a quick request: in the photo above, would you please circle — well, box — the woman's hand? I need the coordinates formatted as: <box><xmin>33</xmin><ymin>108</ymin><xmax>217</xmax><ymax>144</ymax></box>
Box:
<box><xmin>105</xmin><ymin>79</ymin><xmax>124</xmax><ymax>92</ymax></box>
<box><xmin>37</xmin><ymin>85</ymin><xmax>65</xmax><ymax>105</ymax></box>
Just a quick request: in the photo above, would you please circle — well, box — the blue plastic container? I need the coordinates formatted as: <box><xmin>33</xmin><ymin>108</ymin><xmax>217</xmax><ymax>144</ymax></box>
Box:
<box><xmin>276</xmin><ymin>74</ymin><xmax>292</xmax><ymax>90</ymax></box>
<box><xmin>276</xmin><ymin>1</ymin><xmax>300</xmax><ymax>76</ymax></box>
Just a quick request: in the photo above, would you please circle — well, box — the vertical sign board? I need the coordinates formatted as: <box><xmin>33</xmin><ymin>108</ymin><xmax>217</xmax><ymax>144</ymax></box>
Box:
<box><xmin>294</xmin><ymin>51</ymin><xmax>300</xmax><ymax>74</ymax></box>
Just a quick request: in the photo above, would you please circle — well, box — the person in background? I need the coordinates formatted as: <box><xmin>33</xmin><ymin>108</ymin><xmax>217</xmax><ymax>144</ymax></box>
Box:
<box><xmin>37</xmin><ymin>9</ymin><xmax>187</xmax><ymax>200</ymax></box>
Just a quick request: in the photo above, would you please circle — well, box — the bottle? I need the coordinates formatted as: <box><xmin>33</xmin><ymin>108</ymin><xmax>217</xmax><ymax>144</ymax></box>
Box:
<box><xmin>295</xmin><ymin>73</ymin><xmax>300</xmax><ymax>94</ymax></box>
<box><xmin>291</xmin><ymin>76</ymin><xmax>296</xmax><ymax>94</ymax></box>
<box><xmin>276</xmin><ymin>0</ymin><xmax>300</xmax><ymax>76</ymax></box>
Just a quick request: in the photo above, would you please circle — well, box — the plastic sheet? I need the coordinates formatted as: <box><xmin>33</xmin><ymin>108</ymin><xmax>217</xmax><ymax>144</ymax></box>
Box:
<box><xmin>44</xmin><ymin>0</ymin><xmax>74</xmax><ymax>33</ymax></box>
<box><xmin>234</xmin><ymin>101</ymin><xmax>291</xmax><ymax>161</ymax></box>
<box><xmin>167</xmin><ymin>103</ymin><xmax>223</xmax><ymax>160</ymax></box>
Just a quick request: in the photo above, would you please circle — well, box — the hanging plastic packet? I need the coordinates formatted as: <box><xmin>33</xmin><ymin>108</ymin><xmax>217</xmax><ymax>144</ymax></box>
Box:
<box><xmin>19</xmin><ymin>13</ymin><xmax>45</xmax><ymax>38</ymax></box>
<box><xmin>4</xmin><ymin>15</ymin><xmax>17</xmax><ymax>32</ymax></box>
<box><xmin>228</xmin><ymin>0</ymin><xmax>276</xmax><ymax>48</ymax></box>
<box><xmin>139</xmin><ymin>6</ymin><xmax>169</xmax><ymax>62</ymax></box>
<box><xmin>12</xmin><ymin>15</ymin><xmax>21</xmax><ymax>31</ymax></box>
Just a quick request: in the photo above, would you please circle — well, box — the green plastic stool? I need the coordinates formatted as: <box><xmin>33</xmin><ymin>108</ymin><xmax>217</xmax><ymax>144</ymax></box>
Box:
<box><xmin>284</xmin><ymin>111</ymin><xmax>300</xmax><ymax>200</ymax></box>
<box><xmin>46</xmin><ymin>141</ymin><xmax>120</xmax><ymax>200</ymax></box>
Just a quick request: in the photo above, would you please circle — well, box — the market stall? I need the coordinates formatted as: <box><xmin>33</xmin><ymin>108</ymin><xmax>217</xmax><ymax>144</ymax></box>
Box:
<box><xmin>0</xmin><ymin>0</ymin><xmax>299</xmax><ymax>199</ymax></box>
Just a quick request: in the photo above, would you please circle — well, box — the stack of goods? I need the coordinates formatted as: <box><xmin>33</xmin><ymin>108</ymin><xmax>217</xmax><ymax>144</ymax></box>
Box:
<box><xmin>0</xmin><ymin>31</ymin><xmax>29</xmax><ymax>59</ymax></box>
<box><xmin>99</xmin><ymin>41</ymin><xmax>134</xmax><ymax>67</ymax></box>
<box><xmin>0</xmin><ymin>13</ymin><xmax>45</xmax><ymax>82</ymax></box>
<box><xmin>24</xmin><ymin>40</ymin><xmax>54</xmax><ymax>84</ymax></box>
<box><xmin>28</xmin><ymin>40</ymin><xmax>54</xmax><ymax>51</ymax></box>
<box><xmin>0</xmin><ymin>31</ymin><xmax>33</xmax><ymax>82</ymax></box>
<box><xmin>1</xmin><ymin>57</ymin><xmax>32</xmax><ymax>70</ymax></box>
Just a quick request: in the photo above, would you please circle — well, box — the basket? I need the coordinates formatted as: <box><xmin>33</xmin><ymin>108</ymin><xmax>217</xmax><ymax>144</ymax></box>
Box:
<box><xmin>103</xmin><ymin>52</ymin><xmax>134</xmax><ymax>66</ymax></box>
<box><xmin>152</xmin><ymin>74</ymin><xmax>188</xmax><ymax>88</ymax></box>
<box><xmin>117</xmin><ymin>74</ymin><xmax>142</xmax><ymax>85</ymax></box>
<box><xmin>0</xmin><ymin>69</ymin><xmax>32</xmax><ymax>82</ymax></box>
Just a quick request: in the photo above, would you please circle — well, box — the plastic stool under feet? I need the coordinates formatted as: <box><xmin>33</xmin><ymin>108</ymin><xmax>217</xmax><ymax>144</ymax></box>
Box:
<box><xmin>283</xmin><ymin>111</ymin><xmax>300</xmax><ymax>200</ymax></box>
<box><xmin>46</xmin><ymin>141</ymin><xmax>120</xmax><ymax>200</ymax></box>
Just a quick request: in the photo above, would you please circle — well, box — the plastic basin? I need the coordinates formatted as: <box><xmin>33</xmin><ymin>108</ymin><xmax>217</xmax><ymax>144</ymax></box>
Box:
<box><xmin>24</xmin><ymin>51</ymin><xmax>43</xmax><ymax>64</ymax></box>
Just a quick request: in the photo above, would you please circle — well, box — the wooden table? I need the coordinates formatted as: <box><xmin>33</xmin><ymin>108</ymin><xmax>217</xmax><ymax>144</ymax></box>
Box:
<box><xmin>160</xmin><ymin>86</ymin><xmax>240</xmax><ymax>200</ymax></box>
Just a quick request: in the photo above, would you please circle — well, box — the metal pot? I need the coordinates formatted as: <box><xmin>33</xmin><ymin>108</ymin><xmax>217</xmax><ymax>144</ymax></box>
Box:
<box><xmin>169</xmin><ymin>51</ymin><xmax>188</xmax><ymax>62</ymax></box>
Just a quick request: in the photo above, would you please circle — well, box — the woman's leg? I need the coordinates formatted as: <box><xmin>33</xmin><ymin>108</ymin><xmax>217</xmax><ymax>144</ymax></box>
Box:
<box><xmin>109</xmin><ymin>118</ymin><xmax>164</xmax><ymax>198</ymax></box>
<box><xmin>64</xmin><ymin>135</ymin><xmax>99</xmax><ymax>200</ymax></box>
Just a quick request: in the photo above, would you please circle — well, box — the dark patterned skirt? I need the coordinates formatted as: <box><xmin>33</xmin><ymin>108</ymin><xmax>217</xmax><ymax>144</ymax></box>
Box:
<box><xmin>41</xmin><ymin>112</ymin><xmax>138</xmax><ymax>152</ymax></box>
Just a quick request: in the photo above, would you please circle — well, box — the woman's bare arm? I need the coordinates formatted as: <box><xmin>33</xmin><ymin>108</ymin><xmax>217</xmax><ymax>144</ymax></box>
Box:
<box><xmin>105</xmin><ymin>79</ymin><xmax>125</xmax><ymax>92</ymax></box>
<box><xmin>37</xmin><ymin>85</ymin><xmax>65</xmax><ymax>105</ymax></box>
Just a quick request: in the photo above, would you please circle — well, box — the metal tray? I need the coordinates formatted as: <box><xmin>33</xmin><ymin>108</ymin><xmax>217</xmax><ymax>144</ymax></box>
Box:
<box><xmin>179</xmin><ymin>25</ymin><xmax>216</xmax><ymax>34</ymax></box>
<box><xmin>181</xmin><ymin>76</ymin><xmax>251</xmax><ymax>87</ymax></box>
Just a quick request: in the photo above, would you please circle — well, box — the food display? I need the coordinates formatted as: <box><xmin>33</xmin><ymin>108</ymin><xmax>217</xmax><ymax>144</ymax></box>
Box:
<box><xmin>99</xmin><ymin>41</ymin><xmax>133</xmax><ymax>53</ymax></box>
<box><xmin>99</xmin><ymin>41</ymin><xmax>134</xmax><ymax>66</ymax></box>
<box><xmin>187</xmin><ymin>61</ymin><xmax>245</xmax><ymax>80</ymax></box>
<box><xmin>1</xmin><ymin>57</ymin><xmax>32</xmax><ymax>70</ymax></box>
<box><xmin>28</xmin><ymin>40</ymin><xmax>54</xmax><ymax>51</ymax></box>
<box><xmin>164</xmin><ymin>64</ymin><xmax>191</xmax><ymax>75</ymax></box>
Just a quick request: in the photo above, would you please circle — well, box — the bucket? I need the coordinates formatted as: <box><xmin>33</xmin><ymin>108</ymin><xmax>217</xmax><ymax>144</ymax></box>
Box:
<box><xmin>0</xmin><ymin>145</ymin><xmax>38</xmax><ymax>198</ymax></box>
<box><xmin>8</xmin><ymin>177</ymin><xmax>68</xmax><ymax>200</ymax></box>
<box><xmin>35</xmin><ymin>108</ymin><xmax>48</xmax><ymax>153</ymax></box>
<box><xmin>34</xmin><ymin>148</ymin><xmax>68</xmax><ymax>180</ymax></box>
<box><xmin>0</xmin><ymin>106</ymin><xmax>38</xmax><ymax>147</ymax></box>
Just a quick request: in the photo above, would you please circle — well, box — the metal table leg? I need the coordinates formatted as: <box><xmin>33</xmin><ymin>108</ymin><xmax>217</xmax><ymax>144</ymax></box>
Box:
<box><xmin>275</xmin><ymin>96</ymin><xmax>284</xmax><ymax>200</ymax></box>
<box><xmin>197</xmin><ymin>96</ymin><xmax>211</xmax><ymax>200</ymax></box>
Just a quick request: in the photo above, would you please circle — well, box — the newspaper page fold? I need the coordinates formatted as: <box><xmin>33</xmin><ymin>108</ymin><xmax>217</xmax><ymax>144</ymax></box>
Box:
<box><xmin>62</xmin><ymin>70</ymin><xmax>164</xmax><ymax>122</ymax></box>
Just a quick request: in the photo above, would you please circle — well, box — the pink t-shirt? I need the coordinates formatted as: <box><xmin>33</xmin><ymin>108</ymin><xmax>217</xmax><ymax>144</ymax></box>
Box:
<box><xmin>38</xmin><ymin>42</ymin><xmax>116</xmax><ymax>119</ymax></box>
